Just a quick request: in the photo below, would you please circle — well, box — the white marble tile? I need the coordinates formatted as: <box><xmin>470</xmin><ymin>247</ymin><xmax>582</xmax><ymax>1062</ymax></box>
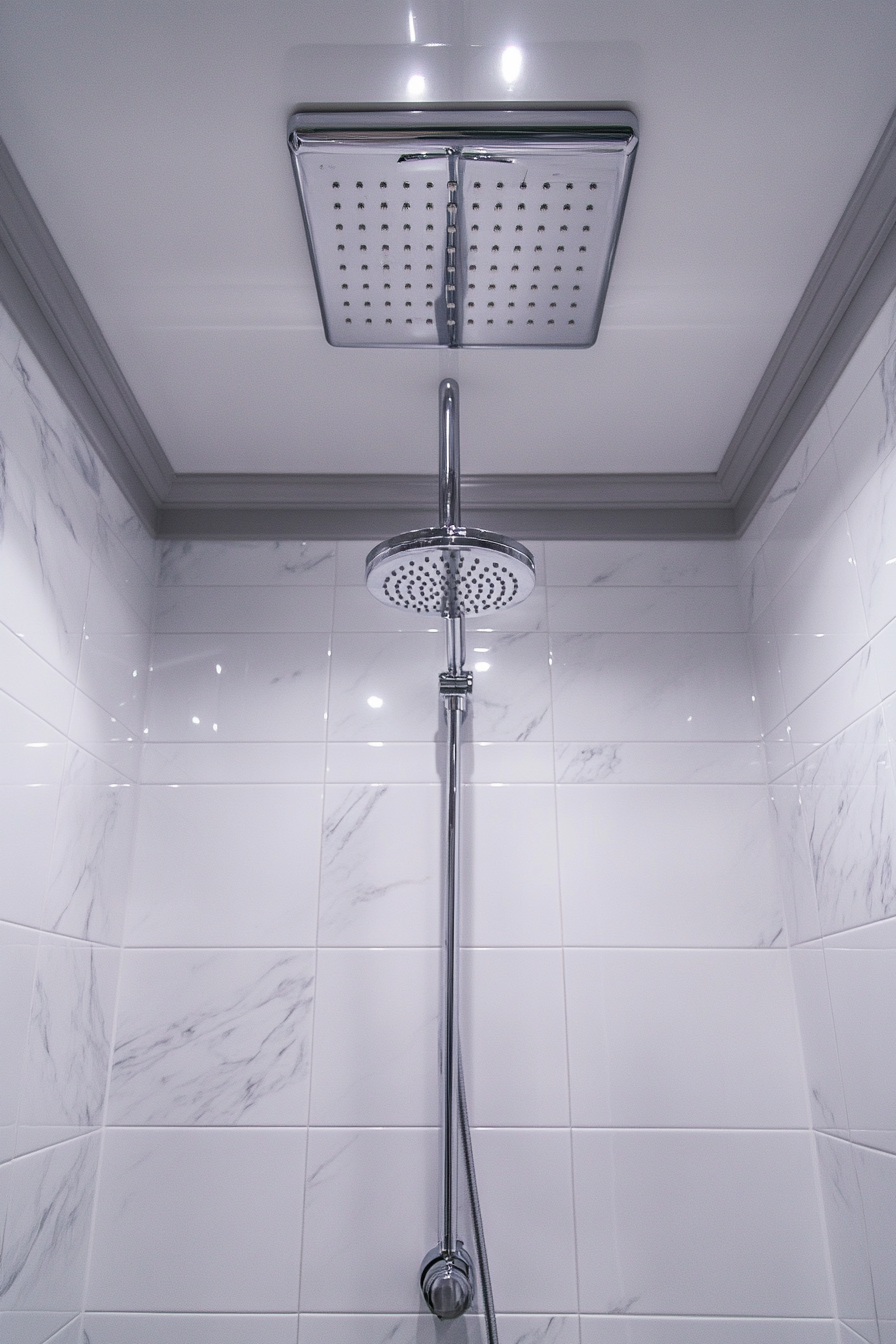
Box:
<box><xmin>544</xmin><ymin>540</ymin><xmax>736</xmax><ymax>588</ymax></box>
<box><xmin>0</xmin><ymin>923</ymin><xmax>40</xmax><ymax>1162</ymax></box>
<box><xmin>873</xmin><ymin>623</ymin><xmax>896</xmax><ymax>701</ymax></box>
<box><xmin>82</xmin><ymin>1316</ymin><xmax>298</xmax><ymax>1344</ymax></box>
<box><xmin>91</xmin><ymin>517</ymin><xmax>155</xmax><ymax>620</ymax></box>
<box><xmin>44</xmin><ymin>748</ymin><xmax>137</xmax><ymax>945</ymax></box>
<box><xmin>814</xmin><ymin>1136</ymin><xmax>880</xmax><ymax>1344</ymax></box>
<box><xmin>159</xmin><ymin>540</ymin><xmax>336</xmax><ymax>587</ymax></box>
<box><xmin>77</xmin><ymin>564</ymin><xmax>150</xmax><ymax>734</ymax></box>
<box><xmin>849</xmin><ymin>448</ymin><xmax>896</xmax><ymax>639</ymax></box>
<box><xmin>141</xmin><ymin>741</ymin><xmax>326</xmax><ymax>784</ymax></box>
<box><xmin>0</xmin><ymin>351</ymin><xmax>100</xmax><ymax>559</ymax></box>
<box><xmin>108</xmin><ymin>950</ymin><xmax>315</xmax><ymax>1125</ymax></box>
<box><xmin>827</xmin><ymin>289</ymin><xmax>896</xmax><ymax>435</ymax></box>
<box><xmin>554</xmin><ymin>740</ymin><xmax>764</xmax><ymax>784</ymax></box>
<box><xmin>767</xmin><ymin>784</ymin><xmax>821</xmax><ymax>945</ymax></box>
<box><xmin>154</xmin><ymin>586</ymin><xmax>333</xmax><ymax>635</ymax></box>
<box><xmin>789</xmin><ymin>946</ymin><xmax>848</xmax><ymax>1134</ymax></box>
<box><xmin>763</xmin><ymin>728</ymin><xmax>796</xmax><ymax>782</ymax></box>
<box><xmin>87</xmin><ymin>1129</ymin><xmax>306</xmax><ymax>1311</ymax></box>
<box><xmin>738</xmin><ymin>545</ymin><xmax>773</xmax><ymax>628</ymax></box>
<box><xmin>0</xmin><ymin>1134</ymin><xmax>100</xmax><ymax>1312</ymax></box>
<box><xmin>761</xmin><ymin>445</ymin><xmax>845</xmax><ymax>602</ymax></box>
<box><xmin>327</xmin><ymin>632</ymin><xmax>444</xmax><ymax>743</ymax></box>
<box><xmin>796</xmin><ymin>711</ymin><xmax>896</xmax><ymax>935</ymax></box>
<box><xmin>833</xmin><ymin>353</ymin><xmax>896</xmax><ymax>513</ymax></box>
<box><xmin>335</xmin><ymin>541</ymin><xmax>379</xmax><ymax>586</ymax></box>
<box><xmin>462</xmin><ymin>1129</ymin><xmax>578</xmax><ymax>1312</ymax></box>
<box><xmin>462</xmin><ymin>949</ymin><xmax>569</xmax><ymax>1126</ymax></box>
<box><xmin>824</xmin><ymin>916</ymin><xmax>896</xmax><ymax>948</ymax></box>
<box><xmin>298</xmin><ymin>1315</ymin><xmax>578</xmax><ymax>1344</ymax></box>
<box><xmin>565</xmin><ymin>949</ymin><xmax>806</xmax><ymax>1128</ymax></box>
<box><xmin>0</xmin><ymin>450</ymin><xmax>92</xmax><ymax>682</ymax></box>
<box><xmin>463</xmin><ymin>634</ymin><xmax>552</xmax><ymax>741</ymax></box>
<box><xmin>853</xmin><ymin>1142</ymin><xmax>896</xmax><ymax>1325</ymax></box>
<box><xmin>324</xmin><ymin>742</ymin><xmax>440</xmax><ymax>784</ymax></box>
<box><xmin>146</xmin><ymin>633</ymin><xmax>330</xmax><ymax>742</ymax></box>
<box><xmin>65</xmin><ymin>691</ymin><xmax>142</xmax><ymax>783</ymax></box>
<box><xmin>548</xmin><ymin>586</ymin><xmax>742</xmax><ymax>634</ymax></box>
<box><xmin>734</xmin><ymin>407</ymin><xmax>834</xmax><ymax>577</ymax></box>
<box><xmin>125</xmin><ymin>784</ymin><xmax>322</xmax><ymax>947</ymax></box>
<box><xmin>462</xmin><ymin>784</ymin><xmax>562</xmax><ymax>945</ymax></box>
<box><xmin>771</xmin><ymin>515</ymin><xmax>869</xmax><ymax>715</ymax></box>
<box><xmin>824</xmin><ymin>949</ymin><xmax>896</xmax><ymax>1134</ymax></box>
<box><xmin>572</xmin><ymin>1130</ymin><xmax>829</xmax><ymax>1316</ymax></box>
<box><xmin>0</xmin><ymin>625</ymin><xmax>74</xmax><ymax>737</ymax></box>
<box><xmin>465</xmin><ymin>741</ymin><xmax>556</xmax><ymax>783</ymax></box>
<box><xmin>747</xmin><ymin>607</ymin><xmax>785</xmax><ymax>739</ymax></box>
<box><xmin>550</xmin><ymin>633</ymin><xmax>757</xmax><ymax>742</ymax></box>
<box><xmin>0</xmin><ymin>689</ymin><xmax>66</xmax><ymax>757</ymax></box>
<box><xmin>16</xmin><ymin>937</ymin><xmax>118</xmax><ymax>1155</ymax></box>
<box><xmin>328</xmin><ymin>632</ymin><xmax>551</xmax><ymax>743</ymax></box>
<box><xmin>785</xmin><ymin>645</ymin><xmax>882</xmax><ymax>765</ymax></box>
<box><xmin>76</xmin><ymin>625</ymin><xmax>150</xmax><ymax>740</ymax></box>
<box><xmin>300</xmin><ymin>1128</ymin><xmax>438</xmax><ymax>1312</ymax></box>
<box><xmin>557</xmin><ymin>785</ymin><xmax>783</xmax><ymax>947</ymax></box>
<box><xmin>0</xmin><ymin>782</ymin><xmax>60</xmax><ymax>928</ymax></box>
<box><xmin>318</xmin><ymin>783</ymin><xmax>440</xmax><ymax>946</ymax></box>
<box><xmin>325</xmin><ymin>740</ymin><xmax>554</xmax><ymax>784</ymax></box>
<box><xmin>580</xmin><ymin>1318</ymin><xmax>837</xmax><ymax>1343</ymax></box>
<box><xmin>0</xmin><ymin>301</ymin><xmax>23</xmax><ymax>366</ymax></box>
<box><xmin>309</xmin><ymin>949</ymin><xmax>438</xmax><ymax>1126</ymax></box>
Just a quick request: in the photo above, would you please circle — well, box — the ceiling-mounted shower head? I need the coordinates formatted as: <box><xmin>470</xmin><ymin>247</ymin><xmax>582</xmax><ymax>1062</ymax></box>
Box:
<box><xmin>365</xmin><ymin>380</ymin><xmax>536</xmax><ymax>617</ymax></box>
<box><xmin>288</xmin><ymin>106</ymin><xmax>637</xmax><ymax>349</ymax></box>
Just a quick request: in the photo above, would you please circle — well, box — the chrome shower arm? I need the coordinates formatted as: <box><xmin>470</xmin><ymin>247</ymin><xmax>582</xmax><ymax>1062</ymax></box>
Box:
<box><xmin>438</xmin><ymin>378</ymin><xmax>461</xmax><ymax>530</ymax></box>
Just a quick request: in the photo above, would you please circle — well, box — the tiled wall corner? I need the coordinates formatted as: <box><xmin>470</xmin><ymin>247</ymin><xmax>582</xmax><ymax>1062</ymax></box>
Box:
<box><xmin>744</xmin><ymin>285</ymin><xmax>896</xmax><ymax>1344</ymax></box>
<box><xmin>0</xmin><ymin>304</ymin><xmax>155</xmax><ymax>1343</ymax></box>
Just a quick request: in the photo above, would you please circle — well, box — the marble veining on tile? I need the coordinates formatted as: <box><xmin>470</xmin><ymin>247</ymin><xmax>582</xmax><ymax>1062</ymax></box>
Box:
<box><xmin>17</xmin><ymin>939</ymin><xmax>117</xmax><ymax>1149</ymax></box>
<box><xmin>108</xmin><ymin>951</ymin><xmax>314</xmax><ymax>1125</ymax></box>
<box><xmin>0</xmin><ymin>1134</ymin><xmax>100</xmax><ymax>1311</ymax></box>
<box><xmin>797</xmin><ymin>711</ymin><xmax>896</xmax><ymax>935</ymax></box>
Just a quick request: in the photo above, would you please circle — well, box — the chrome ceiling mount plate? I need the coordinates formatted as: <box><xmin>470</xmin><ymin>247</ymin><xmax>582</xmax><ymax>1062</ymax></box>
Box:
<box><xmin>287</xmin><ymin>106</ymin><xmax>637</xmax><ymax>349</ymax></box>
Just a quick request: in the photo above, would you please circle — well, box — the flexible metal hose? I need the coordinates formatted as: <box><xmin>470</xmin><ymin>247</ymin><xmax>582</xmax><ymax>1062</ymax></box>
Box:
<box><xmin>458</xmin><ymin>1047</ymin><xmax>499</xmax><ymax>1344</ymax></box>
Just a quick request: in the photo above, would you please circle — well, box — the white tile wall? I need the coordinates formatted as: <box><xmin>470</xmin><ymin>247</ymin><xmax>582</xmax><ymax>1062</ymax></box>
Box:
<box><xmin>742</xmin><ymin>284</ymin><xmax>896</xmax><ymax>1342</ymax></box>
<box><xmin>0</xmin><ymin>304</ymin><xmax>154</xmax><ymax>1343</ymax></box>
<box><xmin>19</xmin><ymin>275</ymin><xmax>896</xmax><ymax>1337</ymax></box>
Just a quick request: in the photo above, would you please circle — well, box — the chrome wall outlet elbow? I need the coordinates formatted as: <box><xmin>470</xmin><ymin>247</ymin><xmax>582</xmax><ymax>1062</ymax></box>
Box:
<box><xmin>420</xmin><ymin>1244</ymin><xmax>475</xmax><ymax>1320</ymax></box>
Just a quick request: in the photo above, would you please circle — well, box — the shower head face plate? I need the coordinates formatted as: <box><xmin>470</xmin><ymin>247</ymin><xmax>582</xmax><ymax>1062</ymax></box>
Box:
<box><xmin>366</xmin><ymin>527</ymin><xmax>536</xmax><ymax>616</ymax></box>
<box><xmin>288</xmin><ymin>108</ymin><xmax>637</xmax><ymax>349</ymax></box>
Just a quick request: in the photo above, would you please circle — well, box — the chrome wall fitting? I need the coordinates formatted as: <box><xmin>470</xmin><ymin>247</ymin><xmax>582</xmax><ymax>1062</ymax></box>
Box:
<box><xmin>420</xmin><ymin>1243</ymin><xmax>476</xmax><ymax>1320</ymax></box>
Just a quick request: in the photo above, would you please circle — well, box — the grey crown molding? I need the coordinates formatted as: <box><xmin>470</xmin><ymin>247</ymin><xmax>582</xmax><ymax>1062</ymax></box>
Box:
<box><xmin>2</xmin><ymin>107</ymin><xmax>896</xmax><ymax>540</ymax></box>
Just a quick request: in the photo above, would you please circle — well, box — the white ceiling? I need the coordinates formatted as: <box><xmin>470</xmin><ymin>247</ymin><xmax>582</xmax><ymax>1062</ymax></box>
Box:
<box><xmin>1</xmin><ymin>0</ymin><xmax>895</xmax><ymax>477</ymax></box>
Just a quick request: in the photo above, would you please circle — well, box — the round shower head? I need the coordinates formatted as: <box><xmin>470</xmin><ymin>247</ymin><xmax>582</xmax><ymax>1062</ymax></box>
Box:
<box><xmin>366</xmin><ymin>526</ymin><xmax>536</xmax><ymax>616</ymax></box>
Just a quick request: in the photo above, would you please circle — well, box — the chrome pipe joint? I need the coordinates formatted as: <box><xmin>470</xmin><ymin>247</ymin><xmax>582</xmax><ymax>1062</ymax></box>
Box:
<box><xmin>420</xmin><ymin>1243</ymin><xmax>475</xmax><ymax>1320</ymax></box>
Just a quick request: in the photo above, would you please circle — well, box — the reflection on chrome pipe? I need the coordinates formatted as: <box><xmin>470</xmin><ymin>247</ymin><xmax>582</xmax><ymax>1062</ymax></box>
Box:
<box><xmin>420</xmin><ymin>613</ymin><xmax>475</xmax><ymax>1321</ymax></box>
<box><xmin>438</xmin><ymin>378</ymin><xmax>461</xmax><ymax>531</ymax></box>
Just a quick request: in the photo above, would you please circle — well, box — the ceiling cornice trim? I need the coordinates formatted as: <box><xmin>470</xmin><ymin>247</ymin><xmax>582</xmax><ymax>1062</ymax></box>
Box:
<box><xmin>1</xmin><ymin>104</ymin><xmax>895</xmax><ymax>540</ymax></box>
<box><xmin>160</xmin><ymin>471</ymin><xmax>732</xmax><ymax>539</ymax></box>
<box><xmin>722</xmin><ymin>103</ymin><xmax>896</xmax><ymax>530</ymax></box>
<box><xmin>0</xmin><ymin>140</ymin><xmax>169</xmax><ymax>527</ymax></box>
<box><xmin>158</xmin><ymin>504</ymin><xmax>735</xmax><ymax>541</ymax></box>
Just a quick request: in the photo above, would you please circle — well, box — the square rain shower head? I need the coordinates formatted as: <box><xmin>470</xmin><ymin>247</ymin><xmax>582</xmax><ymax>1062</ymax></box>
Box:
<box><xmin>287</xmin><ymin>107</ymin><xmax>638</xmax><ymax>349</ymax></box>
